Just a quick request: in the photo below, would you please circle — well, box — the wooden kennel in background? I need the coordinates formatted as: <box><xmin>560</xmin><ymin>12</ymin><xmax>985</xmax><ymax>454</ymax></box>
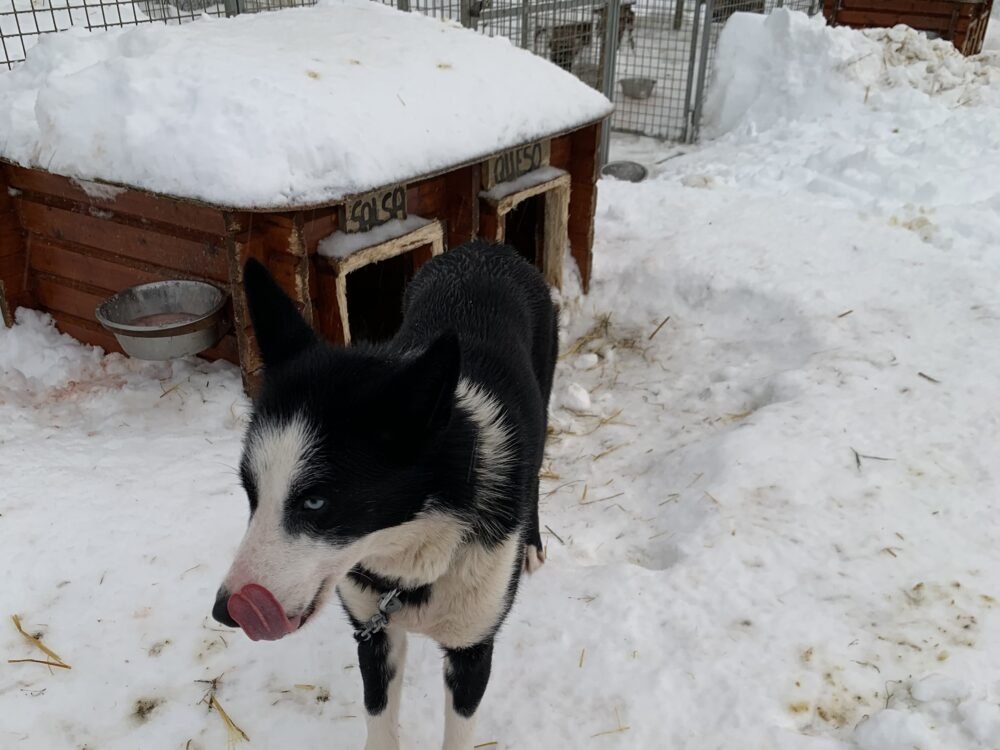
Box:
<box><xmin>823</xmin><ymin>0</ymin><xmax>994</xmax><ymax>55</ymax></box>
<box><xmin>0</xmin><ymin>120</ymin><xmax>603</xmax><ymax>393</ymax></box>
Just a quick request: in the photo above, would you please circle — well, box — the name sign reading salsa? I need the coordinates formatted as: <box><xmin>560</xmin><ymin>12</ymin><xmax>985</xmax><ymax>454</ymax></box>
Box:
<box><xmin>340</xmin><ymin>185</ymin><xmax>407</xmax><ymax>234</ymax></box>
<box><xmin>482</xmin><ymin>141</ymin><xmax>551</xmax><ymax>190</ymax></box>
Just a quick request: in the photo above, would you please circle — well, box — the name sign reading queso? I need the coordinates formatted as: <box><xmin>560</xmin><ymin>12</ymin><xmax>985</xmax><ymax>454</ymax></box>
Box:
<box><xmin>482</xmin><ymin>140</ymin><xmax>551</xmax><ymax>190</ymax></box>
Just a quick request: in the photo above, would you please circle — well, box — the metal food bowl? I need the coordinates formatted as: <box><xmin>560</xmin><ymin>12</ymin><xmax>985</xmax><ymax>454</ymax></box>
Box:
<box><xmin>619</xmin><ymin>77</ymin><xmax>657</xmax><ymax>100</ymax></box>
<box><xmin>95</xmin><ymin>280</ymin><xmax>229</xmax><ymax>360</ymax></box>
<box><xmin>601</xmin><ymin>160</ymin><xmax>649</xmax><ymax>183</ymax></box>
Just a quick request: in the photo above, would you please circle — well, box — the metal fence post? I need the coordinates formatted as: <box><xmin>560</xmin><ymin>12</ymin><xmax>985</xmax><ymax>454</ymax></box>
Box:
<box><xmin>597</xmin><ymin>0</ymin><xmax>621</xmax><ymax>167</ymax></box>
<box><xmin>689</xmin><ymin>0</ymin><xmax>715</xmax><ymax>142</ymax></box>
<box><xmin>681</xmin><ymin>0</ymin><xmax>703</xmax><ymax>142</ymax></box>
<box><xmin>520</xmin><ymin>0</ymin><xmax>530</xmax><ymax>48</ymax></box>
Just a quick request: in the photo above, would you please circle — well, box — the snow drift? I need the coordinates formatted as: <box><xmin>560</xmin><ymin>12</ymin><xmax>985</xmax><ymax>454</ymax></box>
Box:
<box><xmin>705</xmin><ymin>8</ymin><xmax>1000</xmax><ymax>137</ymax></box>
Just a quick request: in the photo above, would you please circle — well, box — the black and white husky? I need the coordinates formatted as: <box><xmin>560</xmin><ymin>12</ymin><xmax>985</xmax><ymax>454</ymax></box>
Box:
<box><xmin>212</xmin><ymin>241</ymin><xmax>558</xmax><ymax>749</ymax></box>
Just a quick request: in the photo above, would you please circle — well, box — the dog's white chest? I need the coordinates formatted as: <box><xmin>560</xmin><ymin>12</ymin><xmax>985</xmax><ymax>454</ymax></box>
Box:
<box><xmin>339</xmin><ymin>537</ymin><xmax>519</xmax><ymax>649</ymax></box>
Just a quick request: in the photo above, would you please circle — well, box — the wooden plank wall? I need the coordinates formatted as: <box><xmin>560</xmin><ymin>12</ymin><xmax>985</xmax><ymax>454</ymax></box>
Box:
<box><xmin>0</xmin><ymin>167</ymin><xmax>29</xmax><ymax>326</ymax></box>
<box><xmin>227</xmin><ymin>210</ymin><xmax>326</xmax><ymax>393</ymax></box>
<box><xmin>440</xmin><ymin>164</ymin><xmax>481</xmax><ymax>249</ymax></box>
<box><xmin>550</xmin><ymin>123</ymin><xmax>600</xmax><ymax>292</ymax></box>
<box><xmin>2</xmin><ymin>121</ymin><xmax>602</xmax><ymax>389</ymax></box>
<box><xmin>961</xmin><ymin>6</ymin><xmax>992</xmax><ymax>54</ymax></box>
<box><xmin>302</xmin><ymin>207</ymin><xmax>347</xmax><ymax>347</ymax></box>
<box><xmin>406</xmin><ymin>165</ymin><xmax>481</xmax><ymax>250</ymax></box>
<box><xmin>3</xmin><ymin>164</ymin><xmax>240</xmax><ymax>362</ymax></box>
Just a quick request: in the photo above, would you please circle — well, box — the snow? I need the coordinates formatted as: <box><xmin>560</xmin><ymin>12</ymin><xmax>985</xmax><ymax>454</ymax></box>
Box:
<box><xmin>705</xmin><ymin>10</ymin><xmax>999</xmax><ymax>138</ymax></box>
<box><xmin>5</xmin><ymin>7</ymin><xmax>1000</xmax><ymax>750</ymax></box>
<box><xmin>910</xmin><ymin>673</ymin><xmax>969</xmax><ymax>703</ymax></box>
<box><xmin>561</xmin><ymin>381</ymin><xmax>592</xmax><ymax>413</ymax></box>
<box><xmin>0</xmin><ymin>0</ymin><xmax>612</xmax><ymax>208</ymax></box>
<box><xmin>957</xmin><ymin>701</ymin><xmax>1000</xmax><ymax>743</ymax></box>
<box><xmin>318</xmin><ymin>216</ymin><xmax>434</xmax><ymax>260</ymax></box>
<box><xmin>69</xmin><ymin>178</ymin><xmax>128</xmax><ymax>202</ymax></box>
<box><xmin>853</xmin><ymin>710</ymin><xmax>934</xmax><ymax>750</ymax></box>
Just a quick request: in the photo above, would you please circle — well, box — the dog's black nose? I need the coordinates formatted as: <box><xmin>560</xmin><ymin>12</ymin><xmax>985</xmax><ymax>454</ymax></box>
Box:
<box><xmin>212</xmin><ymin>588</ymin><xmax>238</xmax><ymax>628</ymax></box>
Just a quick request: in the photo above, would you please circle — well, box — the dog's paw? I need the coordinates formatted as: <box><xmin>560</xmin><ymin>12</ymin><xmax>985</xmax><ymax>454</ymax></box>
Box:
<box><xmin>524</xmin><ymin>544</ymin><xmax>546</xmax><ymax>574</ymax></box>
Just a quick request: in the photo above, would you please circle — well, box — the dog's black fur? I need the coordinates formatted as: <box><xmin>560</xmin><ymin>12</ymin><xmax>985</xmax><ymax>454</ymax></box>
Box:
<box><xmin>242</xmin><ymin>241</ymin><xmax>556</xmax><ymax>552</ymax></box>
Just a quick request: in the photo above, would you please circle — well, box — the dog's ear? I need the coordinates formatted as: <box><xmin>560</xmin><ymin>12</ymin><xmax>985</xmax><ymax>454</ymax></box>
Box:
<box><xmin>243</xmin><ymin>258</ymin><xmax>318</xmax><ymax>369</ymax></box>
<box><xmin>378</xmin><ymin>331</ymin><xmax>461</xmax><ymax>455</ymax></box>
<box><xmin>408</xmin><ymin>330</ymin><xmax>461</xmax><ymax>436</ymax></box>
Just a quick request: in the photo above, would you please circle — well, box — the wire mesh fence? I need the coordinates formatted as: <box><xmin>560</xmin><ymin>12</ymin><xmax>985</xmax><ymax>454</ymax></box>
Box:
<box><xmin>0</xmin><ymin>0</ymin><xmax>313</xmax><ymax>69</ymax></box>
<box><xmin>378</xmin><ymin>0</ymin><xmax>819</xmax><ymax>141</ymax></box>
<box><xmin>1</xmin><ymin>0</ymin><xmax>821</xmax><ymax>143</ymax></box>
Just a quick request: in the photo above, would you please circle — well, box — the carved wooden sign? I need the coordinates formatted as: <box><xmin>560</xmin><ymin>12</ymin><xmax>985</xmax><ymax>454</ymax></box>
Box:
<box><xmin>482</xmin><ymin>140</ymin><xmax>551</xmax><ymax>190</ymax></box>
<box><xmin>340</xmin><ymin>184</ymin><xmax>407</xmax><ymax>234</ymax></box>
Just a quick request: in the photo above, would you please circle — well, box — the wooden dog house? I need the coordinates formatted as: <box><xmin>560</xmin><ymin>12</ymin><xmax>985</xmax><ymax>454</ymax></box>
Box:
<box><xmin>0</xmin><ymin>2</ymin><xmax>613</xmax><ymax>392</ymax></box>
<box><xmin>823</xmin><ymin>0</ymin><xmax>994</xmax><ymax>55</ymax></box>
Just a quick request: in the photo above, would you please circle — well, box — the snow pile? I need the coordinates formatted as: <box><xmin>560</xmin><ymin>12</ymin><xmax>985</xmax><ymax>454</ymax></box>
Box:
<box><xmin>0</xmin><ymin>308</ymin><xmax>234</xmax><ymax>409</ymax></box>
<box><xmin>866</xmin><ymin>25</ymin><xmax>999</xmax><ymax>97</ymax></box>
<box><xmin>705</xmin><ymin>9</ymin><xmax>1000</xmax><ymax>136</ymax></box>
<box><xmin>0</xmin><ymin>309</ymin><xmax>104</xmax><ymax>391</ymax></box>
<box><xmin>0</xmin><ymin>0</ymin><xmax>611</xmax><ymax>208</ymax></box>
<box><xmin>672</xmin><ymin>8</ymin><xmax>1000</xmax><ymax>236</ymax></box>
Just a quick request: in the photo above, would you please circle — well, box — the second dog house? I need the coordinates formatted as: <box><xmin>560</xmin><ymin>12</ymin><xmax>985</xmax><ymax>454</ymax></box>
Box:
<box><xmin>0</xmin><ymin>1</ymin><xmax>613</xmax><ymax>391</ymax></box>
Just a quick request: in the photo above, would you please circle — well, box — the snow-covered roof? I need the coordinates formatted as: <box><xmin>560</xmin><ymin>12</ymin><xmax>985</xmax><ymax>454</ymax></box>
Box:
<box><xmin>0</xmin><ymin>0</ymin><xmax>613</xmax><ymax>208</ymax></box>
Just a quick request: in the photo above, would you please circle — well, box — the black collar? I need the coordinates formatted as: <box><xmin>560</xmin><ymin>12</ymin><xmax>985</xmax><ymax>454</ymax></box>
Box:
<box><xmin>346</xmin><ymin>566</ymin><xmax>433</xmax><ymax>607</ymax></box>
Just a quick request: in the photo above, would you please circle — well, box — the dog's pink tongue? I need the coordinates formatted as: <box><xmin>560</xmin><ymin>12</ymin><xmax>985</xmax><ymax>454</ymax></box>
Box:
<box><xmin>227</xmin><ymin>584</ymin><xmax>301</xmax><ymax>642</ymax></box>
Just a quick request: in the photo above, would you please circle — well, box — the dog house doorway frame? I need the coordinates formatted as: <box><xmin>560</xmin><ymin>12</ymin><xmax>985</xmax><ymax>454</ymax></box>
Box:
<box><xmin>317</xmin><ymin>218</ymin><xmax>445</xmax><ymax>346</ymax></box>
<box><xmin>479</xmin><ymin>168</ymin><xmax>570</xmax><ymax>290</ymax></box>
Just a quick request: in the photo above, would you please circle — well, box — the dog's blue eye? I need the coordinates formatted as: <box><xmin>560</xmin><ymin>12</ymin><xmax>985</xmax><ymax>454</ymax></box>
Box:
<box><xmin>302</xmin><ymin>497</ymin><xmax>326</xmax><ymax>511</ymax></box>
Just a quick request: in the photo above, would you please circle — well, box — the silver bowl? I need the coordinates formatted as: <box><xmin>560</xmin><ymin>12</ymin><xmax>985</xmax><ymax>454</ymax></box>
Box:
<box><xmin>619</xmin><ymin>77</ymin><xmax>657</xmax><ymax>100</ymax></box>
<box><xmin>601</xmin><ymin>160</ymin><xmax>648</xmax><ymax>183</ymax></box>
<box><xmin>95</xmin><ymin>280</ymin><xmax>229</xmax><ymax>360</ymax></box>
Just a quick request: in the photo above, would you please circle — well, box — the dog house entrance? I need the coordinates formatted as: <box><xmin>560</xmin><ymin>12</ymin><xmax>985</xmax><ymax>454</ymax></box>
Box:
<box><xmin>316</xmin><ymin>218</ymin><xmax>445</xmax><ymax>345</ymax></box>
<box><xmin>480</xmin><ymin>167</ymin><xmax>570</xmax><ymax>289</ymax></box>
<box><xmin>346</xmin><ymin>250</ymin><xmax>424</xmax><ymax>343</ymax></box>
<box><xmin>504</xmin><ymin>193</ymin><xmax>545</xmax><ymax>269</ymax></box>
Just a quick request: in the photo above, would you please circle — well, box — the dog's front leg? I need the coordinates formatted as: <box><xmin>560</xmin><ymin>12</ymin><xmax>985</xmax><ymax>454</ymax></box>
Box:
<box><xmin>442</xmin><ymin>639</ymin><xmax>493</xmax><ymax>750</ymax></box>
<box><xmin>359</xmin><ymin>627</ymin><xmax>407</xmax><ymax>750</ymax></box>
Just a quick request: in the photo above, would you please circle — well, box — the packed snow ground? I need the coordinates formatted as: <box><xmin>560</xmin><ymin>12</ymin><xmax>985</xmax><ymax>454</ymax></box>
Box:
<box><xmin>4</xmin><ymin>8</ymin><xmax>1000</xmax><ymax>750</ymax></box>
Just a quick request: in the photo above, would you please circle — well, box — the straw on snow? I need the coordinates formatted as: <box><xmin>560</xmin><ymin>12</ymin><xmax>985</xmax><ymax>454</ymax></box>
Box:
<box><xmin>9</xmin><ymin>614</ymin><xmax>71</xmax><ymax>670</ymax></box>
